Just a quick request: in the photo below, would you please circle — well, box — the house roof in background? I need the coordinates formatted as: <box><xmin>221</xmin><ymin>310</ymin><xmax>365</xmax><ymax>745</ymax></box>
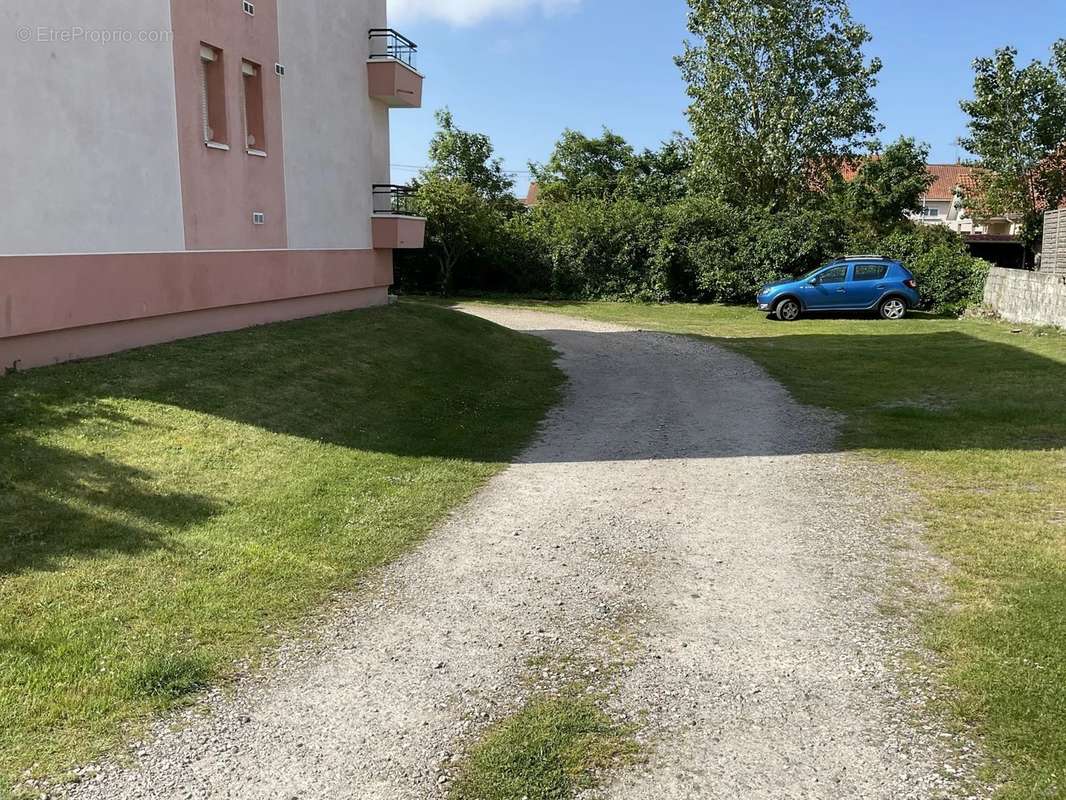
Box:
<box><xmin>924</xmin><ymin>164</ymin><xmax>977</xmax><ymax>200</ymax></box>
<box><xmin>523</xmin><ymin>182</ymin><xmax>540</xmax><ymax>207</ymax></box>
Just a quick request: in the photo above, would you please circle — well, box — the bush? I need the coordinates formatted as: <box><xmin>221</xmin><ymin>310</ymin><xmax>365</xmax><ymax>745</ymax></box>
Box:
<box><xmin>867</xmin><ymin>225</ymin><xmax>989</xmax><ymax>314</ymax></box>
<box><xmin>528</xmin><ymin>198</ymin><xmax>666</xmax><ymax>300</ymax></box>
<box><xmin>652</xmin><ymin>200</ymin><xmax>849</xmax><ymax>303</ymax></box>
<box><xmin>395</xmin><ymin>178</ymin><xmax>989</xmax><ymax>314</ymax></box>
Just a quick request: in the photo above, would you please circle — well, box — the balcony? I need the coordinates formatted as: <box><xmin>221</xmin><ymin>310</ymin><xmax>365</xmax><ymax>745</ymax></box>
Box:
<box><xmin>367</xmin><ymin>29</ymin><xmax>423</xmax><ymax>109</ymax></box>
<box><xmin>372</xmin><ymin>185</ymin><xmax>426</xmax><ymax>250</ymax></box>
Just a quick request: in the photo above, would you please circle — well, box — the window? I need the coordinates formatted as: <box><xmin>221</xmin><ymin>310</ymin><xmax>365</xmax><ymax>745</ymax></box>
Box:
<box><xmin>853</xmin><ymin>263</ymin><xmax>889</xmax><ymax>282</ymax></box>
<box><xmin>920</xmin><ymin>206</ymin><xmax>940</xmax><ymax>218</ymax></box>
<box><xmin>242</xmin><ymin>60</ymin><xmax>266</xmax><ymax>155</ymax></box>
<box><xmin>200</xmin><ymin>44</ymin><xmax>228</xmax><ymax>147</ymax></box>
<box><xmin>816</xmin><ymin>266</ymin><xmax>848</xmax><ymax>284</ymax></box>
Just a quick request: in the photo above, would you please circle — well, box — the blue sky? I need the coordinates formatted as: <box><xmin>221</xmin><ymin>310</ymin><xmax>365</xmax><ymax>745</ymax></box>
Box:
<box><xmin>388</xmin><ymin>0</ymin><xmax>1064</xmax><ymax>190</ymax></box>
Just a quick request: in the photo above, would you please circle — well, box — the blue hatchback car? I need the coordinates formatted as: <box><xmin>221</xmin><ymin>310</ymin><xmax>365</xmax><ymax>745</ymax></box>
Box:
<box><xmin>756</xmin><ymin>256</ymin><xmax>920</xmax><ymax>322</ymax></box>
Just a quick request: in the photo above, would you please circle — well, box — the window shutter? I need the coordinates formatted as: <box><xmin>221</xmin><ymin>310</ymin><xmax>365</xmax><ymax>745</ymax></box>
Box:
<box><xmin>200</xmin><ymin>58</ymin><xmax>212</xmax><ymax>142</ymax></box>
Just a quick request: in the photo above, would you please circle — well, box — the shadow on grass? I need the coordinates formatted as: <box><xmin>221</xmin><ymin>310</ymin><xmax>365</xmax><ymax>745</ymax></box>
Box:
<box><xmin>0</xmin><ymin>432</ymin><xmax>222</xmax><ymax>576</ymax></box>
<box><xmin>0</xmin><ymin>305</ymin><xmax>557</xmax><ymax>576</ymax></box>
<box><xmin>2</xmin><ymin>304</ymin><xmax>1064</xmax><ymax>576</ymax></box>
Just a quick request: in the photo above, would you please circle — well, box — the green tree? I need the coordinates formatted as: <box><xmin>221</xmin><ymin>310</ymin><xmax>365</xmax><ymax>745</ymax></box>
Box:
<box><xmin>678</xmin><ymin>0</ymin><xmax>882</xmax><ymax>210</ymax></box>
<box><xmin>532</xmin><ymin>129</ymin><xmax>694</xmax><ymax>206</ymax></box>
<box><xmin>424</xmin><ymin>109</ymin><xmax>517</xmax><ymax>205</ymax></box>
<box><xmin>630</xmin><ymin>133</ymin><xmax>694</xmax><ymax>206</ymax></box>
<box><xmin>835</xmin><ymin>137</ymin><xmax>935</xmax><ymax>233</ymax></box>
<box><xmin>412</xmin><ymin>176</ymin><xmax>501</xmax><ymax>295</ymax></box>
<box><xmin>959</xmin><ymin>40</ymin><xmax>1066</xmax><ymax>251</ymax></box>
<box><xmin>530</xmin><ymin>128</ymin><xmax>637</xmax><ymax>202</ymax></box>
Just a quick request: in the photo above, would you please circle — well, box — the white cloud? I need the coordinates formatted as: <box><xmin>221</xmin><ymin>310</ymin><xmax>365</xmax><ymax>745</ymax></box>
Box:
<box><xmin>390</xmin><ymin>0</ymin><xmax>581</xmax><ymax>27</ymax></box>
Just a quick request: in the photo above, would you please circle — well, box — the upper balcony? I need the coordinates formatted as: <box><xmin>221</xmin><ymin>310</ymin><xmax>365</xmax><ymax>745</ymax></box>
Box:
<box><xmin>372</xmin><ymin>185</ymin><xmax>426</xmax><ymax>250</ymax></box>
<box><xmin>367</xmin><ymin>29</ymin><xmax>424</xmax><ymax>109</ymax></box>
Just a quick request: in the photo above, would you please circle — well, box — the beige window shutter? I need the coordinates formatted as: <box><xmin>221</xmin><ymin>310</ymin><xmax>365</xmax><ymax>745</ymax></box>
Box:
<box><xmin>200</xmin><ymin>59</ymin><xmax>211</xmax><ymax>142</ymax></box>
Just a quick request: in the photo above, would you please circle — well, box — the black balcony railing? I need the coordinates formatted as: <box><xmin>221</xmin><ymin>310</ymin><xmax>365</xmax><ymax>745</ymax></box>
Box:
<box><xmin>373</xmin><ymin>184</ymin><xmax>418</xmax><ymax>216</ymax></box>
<box><xmin>368</xmin><ymin>29</ymin><xmax>418</xmax><ymax>69</ymax></box>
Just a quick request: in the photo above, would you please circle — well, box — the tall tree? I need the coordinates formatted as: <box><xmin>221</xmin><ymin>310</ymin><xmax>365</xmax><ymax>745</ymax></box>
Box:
<box><xmin>530</xmin><ymin>128</ymin><xmax>637</xmax><ymax>202</ymax></box>
<box><xmin>959</xmin><ymin>40</ymin><xmax>1066</xmax><ymax>251</ymax></box>
<box><xmin>678</xmin><ymin>0</ymin><xmax>882</xmax><ymax>210</ymax></box>
<box><xmin>411</xmin><ymin>176</ymin><xmax>500</xmax><ymax>295</ymax></box>
<box><xmin>630</xmin><ymin>133</ymin><xmax>695</xmax><ymax>206</ymax></box>
<box><xmin>424</xmin><ymin>108</ymin><xmax>516</xmax><ymax>204</ymax></box>
<box><xmin>531</xmin><ymin>130</ymin><xmax>693</xmax><ymax>206</ymax></box>
<box><xmin>837</xmin><ymin>137</ymin><xmax>935</xmax><ymax>233</ymax></box>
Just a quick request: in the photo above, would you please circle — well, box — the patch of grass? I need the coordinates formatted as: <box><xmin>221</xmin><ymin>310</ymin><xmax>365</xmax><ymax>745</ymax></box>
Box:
<box><xmin>0</xmin><ymin>304</ymin><xmax>563</xmax><ymax>794</ymax></box>
<box><xmin>449</xmin><ymin>692</ymin><xmax>635</xmax><ymax>800</ymax></box>
<box><xmin>456</xmin><ymin>297</ymin><xmax>1066</xmax><ymax>799</ymax></box>
<box><xmin>126</xmin><ymin>654</ymin><xmax>211</xmax><ymax>705</ymax></box>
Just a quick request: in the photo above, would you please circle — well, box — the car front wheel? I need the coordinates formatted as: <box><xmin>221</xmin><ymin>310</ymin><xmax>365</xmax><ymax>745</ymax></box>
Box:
<box><xmin>879</xmin><ymin>297</ymin><xmax>907</xmax><ymax>320</ymax></box>
<box><xmin>775</xmin><ymin>298</ymin><xmax>801</xmax><ymax>322</ymax></box>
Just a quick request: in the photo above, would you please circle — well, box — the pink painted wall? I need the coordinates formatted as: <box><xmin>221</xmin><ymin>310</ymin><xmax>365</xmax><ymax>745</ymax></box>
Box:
<box><xmin>170</xmin><ymin>0</ymin><xmax>287</xmax><ymax>250</ymax></box>
<box><xmin>0</xmin><ymin>250</ymin><xmax>392</xmax><ymax>341</ymax></box>
<box><xmin>0</xmin><ymin>249</ymin><xmax>393</xmax><ymax>370</ymax></box>
<box><xmin>1</xmin><ymin>287</ymin><xmax>387</xmax><ymax>373</ymax></box>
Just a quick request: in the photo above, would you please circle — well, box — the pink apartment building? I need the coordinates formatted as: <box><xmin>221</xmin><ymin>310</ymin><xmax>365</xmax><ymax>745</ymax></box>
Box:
<box><xmin>0</xmin><ymin>0</ymin><xmax>425</xmax><ymax>372</ymax></box>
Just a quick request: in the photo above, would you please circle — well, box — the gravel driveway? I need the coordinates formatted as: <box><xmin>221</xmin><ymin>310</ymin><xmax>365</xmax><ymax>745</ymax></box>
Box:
<box><xmin>64</xmin><ymin>306</ymin><xmax>982</xmax><ymax>800</ymax></box>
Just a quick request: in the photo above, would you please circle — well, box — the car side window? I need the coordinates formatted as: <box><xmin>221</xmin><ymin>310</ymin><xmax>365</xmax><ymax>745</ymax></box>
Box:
<box><xmin>852</xmin><ymin>263</ymin><xmax>889</xmax><ymax>282</ymax></box>
<box><xmin>817</xmin><ymin>266</ymin><xmax>848</xmax><ymax>284</ymax></box>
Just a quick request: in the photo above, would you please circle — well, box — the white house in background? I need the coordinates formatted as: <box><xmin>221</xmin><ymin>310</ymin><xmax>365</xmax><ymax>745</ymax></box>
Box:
<box><xmin>908</xmin><ymin>165</ymin><xmax>1022</xmax><ymax>237</ymax></box>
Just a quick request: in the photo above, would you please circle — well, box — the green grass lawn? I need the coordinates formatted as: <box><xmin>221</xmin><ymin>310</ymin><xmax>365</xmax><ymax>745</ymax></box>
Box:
<box><xmin>453</xmin><ymin>298</ymin><xmax>1066</xmax><ymax>800</ymax></box>
<box><xmin>0</xmin><ymin>304</ymin><xmax>562</xmax><ymax>796</ymax></box>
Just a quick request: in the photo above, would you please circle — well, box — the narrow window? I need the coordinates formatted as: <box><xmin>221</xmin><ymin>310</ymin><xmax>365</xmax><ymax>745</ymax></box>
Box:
<box><xmin>242</xmin><ymin>60</ymin><xmax>266</xmax><ymax>156</ymax></box>
<box><xmin>200</xmin><ymin>44</ymin><xmax>228</xmax><ymax>147</ymax></box>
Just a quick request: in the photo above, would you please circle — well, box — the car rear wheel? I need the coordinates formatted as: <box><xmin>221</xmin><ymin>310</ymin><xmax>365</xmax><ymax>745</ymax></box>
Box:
<box><xmin>879</xmin><ymin>297</ymin><xmax>907</xmax><ymax>320</ymax></box>
<box><xmin>775</xmin><ymin>298</ymin><xmax>801</xmax><ymax>322</ymax></box>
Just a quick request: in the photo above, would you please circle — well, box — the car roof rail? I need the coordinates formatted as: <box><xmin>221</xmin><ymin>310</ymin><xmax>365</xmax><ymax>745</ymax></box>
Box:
<box><xmin>843</xmin><ymin>254</ymin><xmax>887</xmax><ymax>260</ymax></box>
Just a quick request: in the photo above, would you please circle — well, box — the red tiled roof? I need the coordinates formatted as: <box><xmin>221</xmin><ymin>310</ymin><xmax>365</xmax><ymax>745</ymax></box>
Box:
<box><xmin>923</xmin><ymin>164</ymin><xmax>978</xmax><ymax>201</ymax></box>
<box><xmin>838</xmin><ymin>161</ymin><xmax>978</xmax><ymax>200</ymax></box>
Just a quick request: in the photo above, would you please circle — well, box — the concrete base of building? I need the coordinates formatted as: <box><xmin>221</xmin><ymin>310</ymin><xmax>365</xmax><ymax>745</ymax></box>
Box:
<box><xmin>0</xmin><ymin>286</ymin><xmax>388</xmax><ymax>373</ymax></box>
<box><xmin>0</xmin><ymin>248</ymin><xmax>393</xmax><ymax>373</ymax></box>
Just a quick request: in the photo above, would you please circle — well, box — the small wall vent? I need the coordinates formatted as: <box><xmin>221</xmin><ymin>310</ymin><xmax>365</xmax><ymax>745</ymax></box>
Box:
<box><xmin>275</xmin><ymin>63</ymin><xmax>286</xmax><ymax>76</ymax></box>
<box><xmin>252</xmin><ymin>212</ymin><xmax>266</xmax><ymax>225</ymax></box>
<box><xmin>243</xmin><ymin>1</ymin><xmax>255</xmax><ymax>16</ymax></box>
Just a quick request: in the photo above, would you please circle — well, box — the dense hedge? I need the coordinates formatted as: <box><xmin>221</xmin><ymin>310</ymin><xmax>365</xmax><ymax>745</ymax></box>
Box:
<box><xmin>395</xmin><ymin>194</ymin><xmax>990</xmax><ymax>314</ymax></box>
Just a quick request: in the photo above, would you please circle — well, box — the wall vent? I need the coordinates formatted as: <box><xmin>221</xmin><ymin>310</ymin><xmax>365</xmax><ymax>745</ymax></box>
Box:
<box><xmin>243</xmin><ymin>1</ymin><xmax>255</xmax><ymax>16</ymax></box>
<box><xmin>252</xmin><ymin>212</ymin><xmax>266</xmax><ymax>225</ymax></box>
<box><xmin>275</xmin><ymin>63</ymin><xmax>286</xmax><ymax>76</ymax></box>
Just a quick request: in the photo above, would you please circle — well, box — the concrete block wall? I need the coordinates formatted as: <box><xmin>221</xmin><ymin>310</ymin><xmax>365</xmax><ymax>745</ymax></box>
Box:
<box><xmin>983</xmin><ymin>267</ymin><xmax>1066</xmax><ymax>328</ymax></box>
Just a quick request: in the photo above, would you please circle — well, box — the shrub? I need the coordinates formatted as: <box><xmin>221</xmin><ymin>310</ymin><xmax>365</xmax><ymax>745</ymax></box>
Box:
<box><xmin>652</xmin><ymin>200</ymin><xmax>849</xmax><ymax>303</ymax></box>
<box><xmin>868</xmin><ymin>225</ymin><xmax>989</xmax><ymax>314</ymax></box>
<box><xmin>529</xmin><ymin>198</ymin><xmax>665</xmax><ymax>300</ymax></box>
<box><xmin>396</xmin><ymin>177</ymin><xmax>989</xmax><ymax>313</ymax></box>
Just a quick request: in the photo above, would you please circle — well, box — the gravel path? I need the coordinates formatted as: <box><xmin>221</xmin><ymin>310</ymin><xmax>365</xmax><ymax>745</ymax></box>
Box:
<box><xmin>63</xmin><ymin>306</ymin><xmax>982</xmax><ymax>800</ymax></box>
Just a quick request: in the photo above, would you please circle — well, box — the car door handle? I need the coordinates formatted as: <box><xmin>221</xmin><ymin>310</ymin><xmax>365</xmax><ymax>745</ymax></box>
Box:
<box><xmin>836</xmin><ymin>288</ymin><xmax>847</xmax><ymax>293</ymax></box>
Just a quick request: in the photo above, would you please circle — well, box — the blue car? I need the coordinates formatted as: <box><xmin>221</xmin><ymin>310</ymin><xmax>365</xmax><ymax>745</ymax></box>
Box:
<box><xmin>756</xmin><ymin>256</ymin><xmax>920</xmax><ymax>322</ymax></box>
